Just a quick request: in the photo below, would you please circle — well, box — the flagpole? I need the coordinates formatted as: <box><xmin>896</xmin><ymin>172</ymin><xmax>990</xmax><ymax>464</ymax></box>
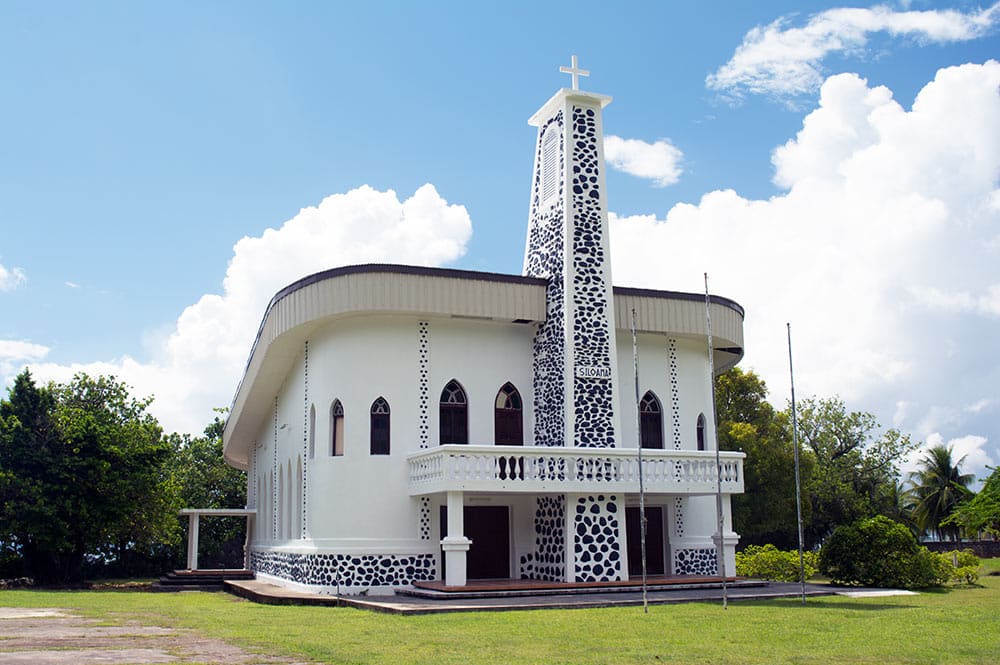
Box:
<box><xmin>631</xmin><ymin>308</ymin><xmax>649</xmax><ymax>613</ymax></box>
<box><xmin>705</xmin><ymin>273</ymin><xmax>728</xmax><ymax>609</ymax></box>
<box><xmin>787</xmin><ymin>322</ymin><xmax>807</xmax><ymax>605</ymax></box>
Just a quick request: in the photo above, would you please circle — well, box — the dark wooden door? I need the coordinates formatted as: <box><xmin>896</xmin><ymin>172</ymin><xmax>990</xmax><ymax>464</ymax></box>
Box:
<box><xmin>626</xmin><ymin>506</ymin><xmax>664</xmax><ymax>576</ymax></box>
<box><xmin>441</xmin><ymin>506</ymin><xmax>510</xmax><ymax>579</ymax></box>
<box><xmin>495</xmin><ymin>408</ymin><xmax>523</xmax><ymax>445</ymax></box>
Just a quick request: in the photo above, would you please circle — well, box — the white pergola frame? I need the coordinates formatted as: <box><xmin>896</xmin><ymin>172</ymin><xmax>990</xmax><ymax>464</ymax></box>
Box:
<box><xmin>180</xmin><ymin>508</ymin><xmax>256</xmax><ymax>571</ymax></box>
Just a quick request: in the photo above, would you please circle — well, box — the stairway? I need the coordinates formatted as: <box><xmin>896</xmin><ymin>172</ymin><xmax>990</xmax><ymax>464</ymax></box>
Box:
<box><xmin>152</xmin><ymin>569</ymin><xmax>255</xmax><ymax>592</ymax></box>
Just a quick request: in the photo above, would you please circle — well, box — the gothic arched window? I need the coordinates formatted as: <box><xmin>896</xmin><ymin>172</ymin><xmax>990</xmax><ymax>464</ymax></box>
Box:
<box><xmin>370</xmin><ymin>397</ymin><xmax>390</xmax><ymax>455</ymax></box>
<box><xmin>330</xmin><ymin>400</ymin><xmax>344</xmax><ymax>456</ymax></box>
<box><xmin>439</xmin><ymin>380</ymin><xmax>468</xmax><ymax>445</ymax></box>
<box><xmin>640</xmin><ymin>391</ymin><xmax>663</xmax><ymax>449</ymax></box>
<box><xmin>696</xmin><ymin>413</ymin><xmax>707</xmax><ymax>451</ymax></box>
<box><xmin>494</xmin><ymin>382</ymin><xmax>523</xmax><ymax>446</ymax></box>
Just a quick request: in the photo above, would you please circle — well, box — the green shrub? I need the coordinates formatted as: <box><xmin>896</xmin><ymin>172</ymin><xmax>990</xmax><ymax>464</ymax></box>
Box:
<box><xmin>907</xmin><ymin>547</ymin><xmax>952</xmax><ymax>588</ymax></box>
<box><xmin>942</xmin><ymin>549</ymin><xmax>981</xmax><ymax>585</ymax></box>
<box><xmin>819</xmin><ymin>515</ymin><xmax>951</xmax><ymax>589</ymax></box>
<box><xmin>736</xmin><ymin>544</ymin><xmax>818</xmax><ymax>581</ymax></box>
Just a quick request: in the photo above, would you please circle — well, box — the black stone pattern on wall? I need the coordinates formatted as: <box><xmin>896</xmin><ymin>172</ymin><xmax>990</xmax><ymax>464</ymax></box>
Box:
<box><xmin>272</xmin><ymin>398</ymin><xmax>278</xmax><ymax>540</ymax></box>
<box><xmin>250</xmin><ymin>550</ymin><xmax>436</xmax><ymax>590</ymax></box>
<box><xmin>674</xmin><ymin>548</ymin><xmax>717</xmax><ymax>576</ymax></box>
<box><xmin>419</xmin><ymin>497</ymin><xmax>431</xmax><ymax>541</ymax></box>
<box><xmin>569</xmin><ymin>105</ymin><xmax>615</xmax><ymax>449</ymax></box>
<box><xmin>301</xmin><ymin>340</ymin><xmax>309</xmax><ymax>539</ymax></box>
<box><xmin>417</xmin><ymin>321</ymin><xmax>430</xmax><ymax>449</ymax></box>
<box><xmin>573</xmin><ymin>494</ymin><xmax>623</xmax><ymax>582</ymax></box>
<box><xmin>519</xmin><ymin>495</ymin><xmax>566</xmax><ymax>581</ymax></box>
<box><xmin>525</xmin><ymin>112</ymin><xmax>566</xmax><ymax>448</ymax></box>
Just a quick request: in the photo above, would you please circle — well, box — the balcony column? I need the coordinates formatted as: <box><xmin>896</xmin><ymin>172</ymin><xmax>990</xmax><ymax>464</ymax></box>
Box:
<box><xmin>712</xmin><ymin>499</ymin><xmax>740</xmax><ymax>577</ymax></box>
<box><xmin>186</xmin><ymin>512</ymin><xmax>200</xmax><ymax>570</ymax></box>
<box><xmin>441</xmin><ymin>491</ymin><xmax>472</xmax><ymax>586</ymax></box>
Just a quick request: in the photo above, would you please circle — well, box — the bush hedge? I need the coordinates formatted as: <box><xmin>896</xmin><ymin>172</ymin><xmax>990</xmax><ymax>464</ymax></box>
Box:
<box><xmin>736</xmin><ymin>544</ymin><xmax>818</xmax><ymax>581</ymax></box>
<box><xmin>819</xmin><ymin>516</ymin><xmax>955</xmax><ymax>588</ymax></box>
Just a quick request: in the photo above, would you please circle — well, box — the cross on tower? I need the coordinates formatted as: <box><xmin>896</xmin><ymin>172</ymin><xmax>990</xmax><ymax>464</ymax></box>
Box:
<box><xmin>559</xmin><ymin>54</ymin><xmax>590</xmax><ymax>91</ymax></box>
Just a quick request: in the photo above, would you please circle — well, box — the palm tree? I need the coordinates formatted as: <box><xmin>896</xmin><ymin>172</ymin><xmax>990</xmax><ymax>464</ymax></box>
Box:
<box><xmin>909</xmin><ymin>445</ymin><xmax>974</xmax><ymax>541</ymax></box>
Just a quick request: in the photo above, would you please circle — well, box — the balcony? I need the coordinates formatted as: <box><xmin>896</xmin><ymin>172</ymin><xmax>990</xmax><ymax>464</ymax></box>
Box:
<box><xmin>407</xmin><ymin>445</ymin><xmax>744</xmax><ymax>496</ymax></box>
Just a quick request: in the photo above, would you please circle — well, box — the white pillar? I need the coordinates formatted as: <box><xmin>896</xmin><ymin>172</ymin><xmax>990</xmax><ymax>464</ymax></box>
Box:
<box><xmin>440</xmin><ymin>491</ymin><xmax>472</xmax><ymax>587</ymax></box>
<box><xmin>186</xmin><ymin>513</ymin><xmax>200</xmax><ymax>570</ymax></box>
<box><xmin>243</xmin><ymin>515</ymin><xmax>254</xmax><ymax>571</ymax></box>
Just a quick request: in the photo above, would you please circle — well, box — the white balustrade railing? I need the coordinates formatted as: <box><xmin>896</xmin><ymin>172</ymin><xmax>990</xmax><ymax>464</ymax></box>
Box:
<box><xmin>407</xmin><ymin>445</ymin><xmax>744</xmax><ymax>495</ymax></box>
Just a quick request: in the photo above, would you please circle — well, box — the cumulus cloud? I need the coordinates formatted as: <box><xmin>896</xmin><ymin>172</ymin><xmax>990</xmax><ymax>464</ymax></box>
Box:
<box><xmin>0</xmin><ymin>263</ymin><xmax>26</xmax><ymax>291</ymax></box>
<box><xmin>707</xmin><ymin>3</ymin><xmax>1000</xmax><ymax>101</ymax></box>
<box><xmin>0</xmin><ymin>340</ymin><xmax>50</xmax><ymax>376</ymax></box>
<box><xmin>612</xmin><ymin>61</ymin><xmax>1000</xmax><ymax>478</ymax></box>
<box><xmin>901</xmin><ymin>433</ymin><xmax>996</xmax><ymax>482</ymax></box>
<box><xmin>23</xmin><ymin>184</ymin><xmax>472</xmax><ymax>435</ymax></box>
<box><xmin>604</xmin><ymin>135</ymin><xmax>684</xmax><ymax>186</ymax></box>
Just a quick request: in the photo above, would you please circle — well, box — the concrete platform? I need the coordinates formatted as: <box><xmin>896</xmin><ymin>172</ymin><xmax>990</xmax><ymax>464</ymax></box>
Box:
<box><xmin>225</xmin><ymin>578</ymin><xmax>839</xmax><ymax>614</ymax></box>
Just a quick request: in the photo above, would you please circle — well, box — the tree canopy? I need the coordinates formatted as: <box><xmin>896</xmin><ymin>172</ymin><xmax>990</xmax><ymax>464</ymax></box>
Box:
<box><xmin>943</xmin><ymin>466</ymin><xmax>1000</xmax><ymax>537</ymax></box>
<box><xmin>0</xmin><ymin>370</ymin><xmax>180</xmax><ymax>582</ymax></box>
<box><xmin>908</xmin><ymin>445</ymin><xmax>974</xmax><ymax>541</ymax></box>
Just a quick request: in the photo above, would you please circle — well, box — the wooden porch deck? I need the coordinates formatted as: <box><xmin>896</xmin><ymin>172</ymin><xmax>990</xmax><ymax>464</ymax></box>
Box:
<box><xmin>403</xmin><ymin>575</ymin><xmax>761</xmax><ymax>600</ymax></box>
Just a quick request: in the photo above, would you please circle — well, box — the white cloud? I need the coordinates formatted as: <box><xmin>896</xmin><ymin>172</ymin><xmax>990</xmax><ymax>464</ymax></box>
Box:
<box><xmin>707</xmin><ymin>3</ymin><xmax>1000</xmax><ymax>101</ymax></box>
<box><xmin>902</xmin><ymin>433</ymin><xmax>995</xmax><ymax>483</ymax></box>
<box><xmin>0</xmin><ymin>263</ymin><xmax>26</xmax><ymax>291</ymax></box>
<box><xmin>0</xmin><ymin>339</ymin><xmax>50</xmax><ymax>377</ymax></box>
<box><xmin>65</xmin><ymin>281</ymin><xmax>81</xmax><ymax>289</ymax></box>
<box><xmin>21</xmin><ymin>184</ymin><xmax>472</xmax><ymax>435</ymax></box>
<box><xmin>612</xmin><ymin>62</ymin><xmax>1000</xmax><ymax>472</ymax></box>
<box><xmin>603</xmin><ymin>135</ymin><xmax>684</xmax><ymax>186</ymax></box>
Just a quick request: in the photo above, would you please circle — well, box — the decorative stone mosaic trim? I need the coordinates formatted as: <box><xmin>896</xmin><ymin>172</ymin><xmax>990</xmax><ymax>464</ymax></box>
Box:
<box><xmin>519</xmin><ymin>495</ymin><xmax>566</xmax><ymax>581</ymax></box>
<box><xmin>417</xmin><ymin>321</ymin><xmax>430</xmax><ymax>449</ymax></box>
<box><xmin>272</xmin><ymin>398</ymin><xmax>278</xmax><ymax>541</ymax></box>
<box><xmin>668</xmin><ymin>338</ymin><xmax>681</xmax><ymax>450</ymax></box>
<box><xmin>419</xmin><ymin>497</ymin><xmax>431</xmax><ymax>541</ymax></box>
<box><xmin>526</xmin><ymin>112</ymin><xmax>566</xmax><ymax>448</ymax></box>
<box><xmin>572</xmin><ymin>494</ymin><xmax>622</xmax><ymax>582</ymax></box>
<box><xmin>674</xmin><ymin>497</ymin><xmax>685</xmax><ymax>538</ymax></box>
<box><xmin>250</xmin><ymin>550</ymin><xmax>436</xmax><ymax>591</ymax></box>
<box><xmin>674</xmin><ymin>548</ymin><xmax>716</xmax><ymax>576</ymax></box>
<box><xmin>569</xmin><ymin>104</ymin><xmax>615</xmax><ymax>449</ymax></box>
<box><xmin>301</xmin><ymin>340</ymin><xmax>309</xmax><ymax>539</ymax></box>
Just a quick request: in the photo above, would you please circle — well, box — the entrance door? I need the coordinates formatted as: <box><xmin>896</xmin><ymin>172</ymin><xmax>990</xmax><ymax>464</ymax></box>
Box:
<box><xmin>440</xmin><ymin>506</ymin><xmax>510</xmax><ymax>579</ymax></box>
<box><xmin>626</xmin><ymin>506</ymin><xmax>664</xmax><ymax>576</ymax></box>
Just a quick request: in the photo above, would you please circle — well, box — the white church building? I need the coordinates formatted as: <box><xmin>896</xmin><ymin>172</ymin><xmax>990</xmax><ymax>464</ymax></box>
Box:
<box><xmin>222</xmin><ymin>60</ymin><xmax>746</xmax><ymax>595</ymax></box>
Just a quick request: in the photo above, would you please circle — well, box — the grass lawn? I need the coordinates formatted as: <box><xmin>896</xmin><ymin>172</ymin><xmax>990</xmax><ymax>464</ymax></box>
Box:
<box><xmin>2</xmin><ymin>560</ymin><xmax>998</xmax><ymax>664</ymax></box>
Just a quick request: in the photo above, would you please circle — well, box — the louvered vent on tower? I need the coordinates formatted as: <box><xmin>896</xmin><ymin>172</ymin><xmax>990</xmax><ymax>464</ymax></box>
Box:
<box><xmin>541</xmin><ymin>124</ymin><xmax>559</xmax><ymax>205</ymax></box>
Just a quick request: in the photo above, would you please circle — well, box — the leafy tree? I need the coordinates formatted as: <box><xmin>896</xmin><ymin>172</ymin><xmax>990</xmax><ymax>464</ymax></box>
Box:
<box><xmin>167</xmin><ymin>412</ymin><xmax>247</xmax><ymax>568</ymax></box>
<box><xmin>796</xmin><ymin>397</ymin><xmax>915</xmax><ymax>547</ymax></box>
<box><xmin>908</xmin><ymin>445</ymin><xmax>973</xmax><ymax>542</ymax></box>
<box><xmin>0</xmin><ymin>370</ymin><xmax>180</xmax><ymax>583</ymax></box>
<box><xmin>943</xmin><ymin>466</ymin><xmax>1000</xmax><ymax>537</ymax></box>
<box><xmin>716</xmin><ymin>368</ymin><xmax>811</xmax><ymax>548</ymax></box>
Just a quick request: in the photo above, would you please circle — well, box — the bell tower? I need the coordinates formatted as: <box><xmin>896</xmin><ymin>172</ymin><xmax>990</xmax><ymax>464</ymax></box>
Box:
<box><xmin>523</xmin><ymin>56</ymin><xmax>625</xmax><ymax>583</ymax></box>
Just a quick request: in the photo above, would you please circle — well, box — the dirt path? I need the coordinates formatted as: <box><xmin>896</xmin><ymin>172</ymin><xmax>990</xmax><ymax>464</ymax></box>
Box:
<box><xmin>0</xmin><ymin>607</ymin><xmax>309</xmax><ymax>664</ymax></box>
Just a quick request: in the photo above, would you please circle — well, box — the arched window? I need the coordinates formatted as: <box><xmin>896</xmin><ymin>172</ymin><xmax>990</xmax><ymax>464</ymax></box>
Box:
<box><xmin>308</xmin><ymin>405</ymin><xmax>316</xmax><ymax>459</ymax></box>
<box><xmin>330</xmin><ymin>400</ymin><xmax>344</xmax><ymax>456</ymax></box>
<box><xmin>370</xmin><ymin>397</ymin><xmax>390</xmax><ymax>455</ymax></box>
<box><xmin>640</xmin><ymin>391</ymin><xmax>663</xmax><ymax>449</ymax></box>
<box><xmin>696</xmin><ymin>413</ymin><xmax>706</xmax><ymax>451</ymax></box>
<box><xmin>439</xmin><ymin>380</ymin><xmax>468</xmax><ymax>445</ymax></box>
<box><xmin>494</xmin><ymin>382</ymin><xmax>523</xmax><ymax>445</ymax></box>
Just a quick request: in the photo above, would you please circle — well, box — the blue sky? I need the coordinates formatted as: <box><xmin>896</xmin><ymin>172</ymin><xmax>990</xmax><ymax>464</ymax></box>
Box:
<box><xmin>2</xmin><ymin>1</ymin><xmax>998</xmax><ymax>482</ymax></box>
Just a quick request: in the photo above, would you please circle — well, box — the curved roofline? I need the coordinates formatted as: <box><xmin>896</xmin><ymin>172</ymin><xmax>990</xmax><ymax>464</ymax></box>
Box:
<box><xmin>612</xmin><ymin>285</ymin><xmax>745</xmax><ymax>318</ymax></box>
<box><xmin>240</xmin><ymin>264</ymin><xmax>744</xmax><ymax>388</ymax></box>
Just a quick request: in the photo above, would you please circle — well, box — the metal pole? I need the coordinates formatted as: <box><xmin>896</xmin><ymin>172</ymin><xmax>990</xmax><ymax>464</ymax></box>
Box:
<box><xmin>705</xmin><ymin>274</ymin><xmax>728</xmax><ymax>609</ymax></box>
<box><xmin>631</xmin><ymin>308</ymin><xmax>649</xmax><ymax>613</ymax></box>
<box><xmin>787</xmin><ymin>322</ymin><xmax>807</xmax><ymax>605</ymax></box>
